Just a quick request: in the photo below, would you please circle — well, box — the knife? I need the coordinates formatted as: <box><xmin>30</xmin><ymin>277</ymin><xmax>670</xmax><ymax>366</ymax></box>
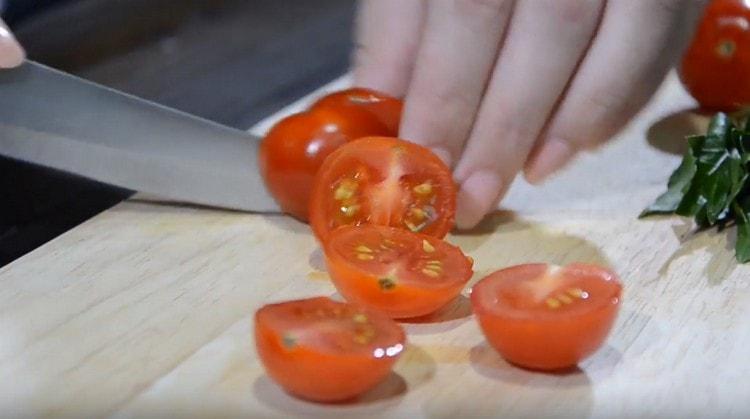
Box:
<box><xmin>0</xmin><ymin>61</ymin><xmax>279</xmax><ymax>213</ymax></box>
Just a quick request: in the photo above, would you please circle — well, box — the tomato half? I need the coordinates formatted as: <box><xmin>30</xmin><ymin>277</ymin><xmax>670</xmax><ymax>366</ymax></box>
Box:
<box><xmin>471</xmin><ymin>263</ymin><xmax>622</xmax><ymax>371</ymax></box>
<box><xmin>311</xmin><ymin>88</ymin><xmax>403</xmax><ymax>134</ymax></box>
<box><xmin>680</xmin><ymin>0</ymin><xmax>750</xmax><ymax>111</ymax></box>
<box><xmin>255</xmin><ymin>297</ymin><xmax>405</xmax><ymax>402</ymax></box>
<box><xmin>324</xmin><ymin>224</ymin><xmax>473</xmax><ymax>318</ymax></box>
<box><xmin>259</xmin><ymin>89</ymin><xmax>401</xmax><ymax>221</ymax></box>
<box><xmin>309</xmin><ymin>137</ymin><xmax>456</xmax><ymax>241</ymax></box>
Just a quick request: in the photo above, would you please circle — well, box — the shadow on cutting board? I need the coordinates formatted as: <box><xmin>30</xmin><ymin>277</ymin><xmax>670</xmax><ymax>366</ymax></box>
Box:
<box><xmin>646</xmin><ymin>108</ymin><xmax>709</xmax><ymax>156</ymax></box>
<box><xmin>652</xmin><ymin>218</ymin><xmax>739</xmax><ymax>286</ymax></box>
<box><xmin>450</xmin><ymin>211</ymin><xmax>612</xmax><ymax>273</ymax></box>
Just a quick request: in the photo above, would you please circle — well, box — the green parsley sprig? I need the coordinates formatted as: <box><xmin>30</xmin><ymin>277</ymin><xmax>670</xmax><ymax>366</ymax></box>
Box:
<box><xmin>640</xmin><ymin>113</ymin><xmax>750</xmax><ymax>262</ymax></box>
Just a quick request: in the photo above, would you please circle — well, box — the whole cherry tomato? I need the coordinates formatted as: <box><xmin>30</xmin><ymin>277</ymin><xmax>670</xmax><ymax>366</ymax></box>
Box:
<box><xmin>254</xmin><ymin>297</ymin><xmax>405</xmax><ymax>402</ymax></box>
<box><xmin>311</xmin><ymin>87</ymin><xmax>403</xmax><ymax>134</ymax></box>
<box><xmin>680</xmin><ymin>0</ymin><xmax>750</xmax><ymax>111</ymax></box>
<box><xmin>259</xmin><ymin>89</ymin><xmax>401</xmax><ymax>221</ymax></box>
<box><xmin>324</xmin><ymin>224</ymin><xmax>473</xmax><ymax>318</ymax></box>
<box><xmin>471</xmin><ymin>263</ymin><xmax>622</xmax><ymax>371</ymax></box>
<box><xmin>309</xmin><ymin>137</ymin><xmax>456</xmax><ymax>242</ymax></box>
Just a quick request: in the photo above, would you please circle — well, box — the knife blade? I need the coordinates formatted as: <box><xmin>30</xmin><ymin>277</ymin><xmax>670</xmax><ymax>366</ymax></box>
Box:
<box><xmin>0</xmin><ymin>61</ymin><xmax>279</xmax><ymax>213</ymax></box>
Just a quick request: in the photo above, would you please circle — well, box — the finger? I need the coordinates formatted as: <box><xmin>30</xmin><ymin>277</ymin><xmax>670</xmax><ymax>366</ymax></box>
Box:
<box><xmin>399</xmin><ymin>0</ymin><xmax>513</xmax><ymax>167</ymax></box>
<box><xmin>352</xmin><ymin>0</ymin><xmax>426</xmax><ymax>97</ymax></box>
<box><xmin>0</xmin><ymin>17</ymin><xmax>24</xmax><ymax>69</ymax></box>
<box><xmin>452</xmin><ymin>0</ymin><xmax>605</xmax><ymax>228</ymax></box>
<box><xmin>524</xmin><ymin>0</ymin><xmax>707</xmax><ymax>184</ymax></box>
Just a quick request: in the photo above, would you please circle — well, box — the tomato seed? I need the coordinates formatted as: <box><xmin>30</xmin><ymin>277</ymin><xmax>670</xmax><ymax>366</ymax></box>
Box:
<box><xmin>558</xmin><ymin>294</ymin><xmax>573</xmax><ymax>305</ymax></box>
<box><xmin>413</xmin><ymin>182</ymin><xmax>433</xmax><ymax>195</ymax></box>
<box><xmin>545</xmin><ymin>298</ymin><xmax>561</xmax><ymax>309</ymax></box>
<box><xmin>421</xmin><ymin>268</ymin><xmax>440</xmax><ymax>278</ymax></box>
<box><xmin>378</xmin><ymin>277</ymin><xmax>396</xmax><ymax>290</ymax></box>
<box><xmin>355</xmin><ymin>245</ymin><xmax>373</xmax><ymax>253</ymax></box>
<box><xmin>352</xmin><ymin>313</ymin><xmax>368</xmax><ymax>324</ymax></box>
<box><xmin>357</xmin><ymin>253</ymin><xmax>375</xmax><ymax>261</ymax></box>
<box><xmin>422</xmin><ymin>239</ymin><xmax>436</xmax><ymax>253</ymax></box>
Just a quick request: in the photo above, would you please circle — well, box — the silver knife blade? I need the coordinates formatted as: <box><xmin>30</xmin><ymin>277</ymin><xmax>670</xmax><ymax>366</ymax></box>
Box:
<box><xmin>0</xmin><ymin>61</ymin><xmax>280</xmax><ymax>213</ymax></box>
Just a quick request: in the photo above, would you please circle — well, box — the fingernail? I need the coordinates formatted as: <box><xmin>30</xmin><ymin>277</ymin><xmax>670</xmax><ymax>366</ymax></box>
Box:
<box><xmin>0</xmin><ymin>25</ymin><xmax>25</xmax><ymax>69</ymax></box>
<box><xmin>524</xmin><ymin>137</ymin><xmax>575</xmax><ymax>184</ymax></box>
<box><xmin>455</xmin><ymin>170</ymin><xmax>503</xmax><ymax>230</ymax></box>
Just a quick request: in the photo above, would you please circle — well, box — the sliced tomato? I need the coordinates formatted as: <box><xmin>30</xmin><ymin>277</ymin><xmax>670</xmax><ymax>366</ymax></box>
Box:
<box><xmin>259</xmin><ymin>105</ymin><xmax>394</xmax><ymax>221</ymax></box>
<box><xmin>311</xmin><ymin>87</ymin><xmax>403</xmax><ymax>134</ymax></box>
<box><xmin>471</xmin><ymin>263</ymin><xmax>622</xmax><ymax>371</ymax></box>
<box><xmin>309</xmin><ymin>137</ymin><xmax>456</xmax><ymax>241</ymax></box>
<box><xmin>255</xmin><ymin>297</ymin><xmax>405</xmax><ymax>402</ymax></box>
<box><xmin>324</xmin><ymin>225</ymin><xmax>473</xmax><ymax>318</ymax></box>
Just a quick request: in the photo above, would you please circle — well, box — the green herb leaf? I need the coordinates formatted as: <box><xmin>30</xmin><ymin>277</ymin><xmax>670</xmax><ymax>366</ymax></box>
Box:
<box><xmin>639</xmin><ymin>137</ymin><xmax>700</xmax><ymax>217</ymax></box>
<box><xmin>641</xmin><ymin>112</ymin><xmax>750</xmax><ymax>263</ymax></box>
<box><xmin>733</xmin><ymin>199</ymin><xmax>750</xmax><ymax>263</ymax></box>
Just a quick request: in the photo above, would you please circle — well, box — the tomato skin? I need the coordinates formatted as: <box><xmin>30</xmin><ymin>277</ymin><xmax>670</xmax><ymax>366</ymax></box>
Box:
<box><xmin>259</xmin><ymin>89</ymin><xmax>401</xmax><ymax>221</ymax></box>
<box><xmin>471</xmin><ymin>263</ymin><xmax>622</xmax><ymax>371</ymax></box>
<box><xmin>311</xmin><ymin>88</ymin><xmax>403</xmax><ymax>134</ymax></box>
<box><xmin>254</xmin><ymin>297</ymin><xmax>405</xmax><ymax>402</ymax></box>
<box><xmin>680</xmin><ymin>0</ymin><xmax>750</xmax><ymax>111</ymax></box>
<box><xmin>324</xmin><ymin>225</ymin><xmax>473</xmax><ymax>319</ymax></box>
<box><xmin>310</xmin><ymin>137</ymin><xmax>456</xmax><ymax>242</ymax></box>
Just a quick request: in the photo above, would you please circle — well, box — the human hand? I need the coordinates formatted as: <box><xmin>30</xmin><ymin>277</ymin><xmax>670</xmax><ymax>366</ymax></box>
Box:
<box><xmin>0</xmin><ymin>17</ymin><xmax>24</xmax><ymax>68</ymax></box>
<box><xmin>354</xmin><ymin>0</ymin><xmax>707</xmax><ymax>228</ymax></box>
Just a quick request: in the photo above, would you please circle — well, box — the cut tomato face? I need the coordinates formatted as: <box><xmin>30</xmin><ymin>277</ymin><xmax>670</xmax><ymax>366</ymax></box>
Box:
<box><xmin>324</xmin><ymin>225</ymin><xmax>473</xmax><ymax>319</ymax></box>
<box><xmin>311</xmin><ymin>87</ymin><xmax>403</xmax><ymax>134</ymax></box>
<box><xmin>310</xmin><ymin>137</ymin><xmax>456</xmax><ymax>241</ymax></box>
<box><xmin>471</xmin><ymin>263</ymin><xmax>622</xmax><ymax>371</ymax></box>
<box><xmin>255</xmin><ymin>297</ymin><xmax>405</xmax><ymax>402</ymax></box>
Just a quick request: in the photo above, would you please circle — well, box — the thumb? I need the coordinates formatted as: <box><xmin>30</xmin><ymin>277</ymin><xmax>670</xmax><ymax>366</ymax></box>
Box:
<box><xmin>0</xmin><ymin>17</ymin><xmax>25</xmax><ymax>69</ymax></box>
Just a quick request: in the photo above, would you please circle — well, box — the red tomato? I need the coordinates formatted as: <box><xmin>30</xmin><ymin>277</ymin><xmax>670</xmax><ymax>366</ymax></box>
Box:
<box><xmin>471</xmin><ymin>263</ymin><xmax>622</xmax><ymax>371</ymax></box>
<box><xmin>309</xmin><ymin>137</ymin><xmax>456</xmax><ymax>241</ymax></box>
<box><xmin>680</xmin><ymin>0</ymin><xmax>750</xmax><ymax>111</ymax></box>
<box><xmin>324</xmin><ymin>224</ymin><xmax>473</xmax><ymax>318</ymax></box>
<box><xmin>255</xmin><ymin>297</ymin><xmax>405</xmax><ymax>402</ymax></box>
<box><xmin>311</xmin><ymin>88</ymin><xmax>403</xmax><ymax>134</ymax></box>
<box><xmin>259</xmin><ymin>89</ymin><xmax>401</xmax><ymax>221</ymax></box>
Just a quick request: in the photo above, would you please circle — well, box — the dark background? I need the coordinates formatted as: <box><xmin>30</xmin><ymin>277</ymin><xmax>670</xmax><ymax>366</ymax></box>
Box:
<box><xmin>0</xmin><ymin>0</ymin><xmax>356</xmax><ymax>266</ymax></box>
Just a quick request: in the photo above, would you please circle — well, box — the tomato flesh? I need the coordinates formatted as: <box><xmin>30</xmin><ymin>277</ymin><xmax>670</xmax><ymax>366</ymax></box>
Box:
<box><xmin>324</xmin><ymin>225</ymin><xmax>473</xmax><ymax>318</ymax></box>
<box><xmin>255</xmin><ymin>297</ymin><xmax>405</xmax><ymax>402</ymax></box>
<box><xmin>680</xmin><ymin>0</ymin><xmax>750</xmax><ymax>111</ymax></box>
<box><xmin>259</xmin><ymin>89</ymin><xmax>401</xmax><ymax>221</ymax></box>
<box><xmin>471</xmin><ymin>263</ymin><xmax>622</xmax><ymax>371</ymax></box>
<box><xmin>310</xmin><ymin>137</ymin><xmax>456</xmax><ymax>241</ymax></box>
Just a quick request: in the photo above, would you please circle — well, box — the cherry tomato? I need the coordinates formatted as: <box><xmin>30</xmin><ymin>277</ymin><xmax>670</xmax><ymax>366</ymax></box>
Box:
<box><xmin>259</xmin><ymin>89</ymin><xmax>401</xmax><ymax>221</ymax></box>
<box><xmin>680</xmin><ymin>0</ymin><xmax>750</xmax><ymax>111</ymax></box>
<box><xmin>311</xmin><ymin>88</ymin><xmax>403</xmax><ymax>134</ymax></box>
<box><xmin>309</xmin><ymin>137</ymin><xmax>456</xmax><ymax>242</ymax></box>
<box><xmin>255</xmin><ymin>297</ymin><xmax>405</xmax><ymax>402</ymax></box>
<box><xmin>471</xmin><ymin>263</ymin><xmax>622</xmax><ymax>371</ymax></box>
<box><xmin>324</xmin><ymin>224</ymin><xmax>473</xmax><ymax>318</ymax></box>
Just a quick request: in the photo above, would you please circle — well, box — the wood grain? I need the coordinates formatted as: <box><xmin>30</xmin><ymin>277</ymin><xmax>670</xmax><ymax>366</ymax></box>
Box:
<box><xmin>1</xmin><ymin>73</ymin><xmax>748</xmax><ymax>418</ymax></box>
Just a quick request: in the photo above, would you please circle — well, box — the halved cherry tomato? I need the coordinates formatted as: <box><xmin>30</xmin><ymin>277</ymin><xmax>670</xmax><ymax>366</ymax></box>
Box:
<box><xmin>324</xmin><ymin>224</ymin><xmax>473</xmax><ymax>318</ymax></box>
<box><xmin>255</xmin><ymin>297</ymin><xmax>405</xmax><ymax>402</ymax></box>
<box><xmin>309</xmin><ymin>137</ymin><xmax>456</xmax><ymax>241</ymax></box>
<box><xmin>311</xmin><ymin>87</ymin><xmax>403</xmax><ymax>134</ymax></box>
<box><xmin>259</xmin><ymin>89</ymin><xmax>401</xmax><ymax>221</ymax></box>
<box><xmin>680</xmin><ymin>0</ymin><xmax>750</xmax><ymax>111</ymax></box>
<box><xmin>471</xmin><ymin>263</ymin><xmax>622</xmax><ymax>371</ymax></box>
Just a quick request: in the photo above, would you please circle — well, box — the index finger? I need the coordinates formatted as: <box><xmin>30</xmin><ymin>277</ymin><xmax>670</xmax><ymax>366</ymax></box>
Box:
<box><xmin>0</xmin><ymin>18</ymin><xmax>25</xmax><ymax>69</ymax></box>
<box><xmin>352</xmin><ymin>0</ymin><xmax>426</xmax><ymax>98</ymax></box>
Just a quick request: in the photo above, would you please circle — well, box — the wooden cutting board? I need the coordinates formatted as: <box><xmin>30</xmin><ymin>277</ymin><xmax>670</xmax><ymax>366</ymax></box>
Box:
<box><xmin>0</xmin><ymin>74</ymin><xmax>748</xmax><ymax>419</ymax></box>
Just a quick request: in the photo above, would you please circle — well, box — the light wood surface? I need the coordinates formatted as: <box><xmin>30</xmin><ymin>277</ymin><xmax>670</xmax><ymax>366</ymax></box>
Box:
<box><xmin>1</xmin><ymin>73</ymin><xmax>749</xmax><ymax>418</ymax></box>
